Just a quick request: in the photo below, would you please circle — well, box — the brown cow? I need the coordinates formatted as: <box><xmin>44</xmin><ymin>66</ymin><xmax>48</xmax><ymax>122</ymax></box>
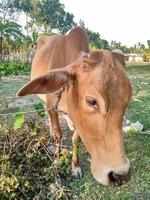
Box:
<box><xmin>17</xmin><ymin>27</ymin><xmax>132</xmax><ymax>186</ymax></box>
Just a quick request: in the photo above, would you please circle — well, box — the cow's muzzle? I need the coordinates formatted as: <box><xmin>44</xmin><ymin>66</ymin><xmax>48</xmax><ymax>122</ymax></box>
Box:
<box><xmin>108</xmin><ymin>170</ymin><xmax>131</xmax><ymax>186</ymax></box>
<box><xmin>91</xmin><ymin>157</ymin><xmax>131</xmax><ymax>186</ymax></box>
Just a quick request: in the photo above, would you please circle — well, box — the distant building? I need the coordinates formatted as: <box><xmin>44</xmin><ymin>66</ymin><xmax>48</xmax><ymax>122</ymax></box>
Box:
<box><xmin>126</xmin><ymin>53</ymin><xmax>143</xmax><ymax>62</ymax></box>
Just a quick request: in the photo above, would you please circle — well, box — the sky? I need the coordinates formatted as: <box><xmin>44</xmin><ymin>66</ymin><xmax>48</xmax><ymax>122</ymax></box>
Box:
<box><xmin>60</xmin><ymin>0</ymin><xmax>150</xmax><ymax>47</ymax></box>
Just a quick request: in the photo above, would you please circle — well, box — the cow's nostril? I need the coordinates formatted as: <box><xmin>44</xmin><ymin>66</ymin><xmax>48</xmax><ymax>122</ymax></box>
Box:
<box><xmin>108</xmin><ymin>170</ymin><xmax>131</xmax><ymax>186</ymax></box>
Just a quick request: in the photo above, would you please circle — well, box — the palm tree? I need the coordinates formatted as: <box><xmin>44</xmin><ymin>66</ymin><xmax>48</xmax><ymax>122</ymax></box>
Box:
<box><xmin>0</xmin><ymin>18</ymin><xmax>25</xmax><ymax>60</ymax></box>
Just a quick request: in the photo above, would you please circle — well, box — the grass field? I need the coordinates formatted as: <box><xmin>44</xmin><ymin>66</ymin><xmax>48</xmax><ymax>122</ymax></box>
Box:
<box><xmin>0</xmin><ymin>63</ymin><xmax>150</xmax><ymax>199</ymax></box>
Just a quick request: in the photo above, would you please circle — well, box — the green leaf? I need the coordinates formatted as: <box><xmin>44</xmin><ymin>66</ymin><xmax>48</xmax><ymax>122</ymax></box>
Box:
<box><xmin>13</xmin><ymin>108</ymin><xmax>25</xmax><ymax>131</ymax></box>
<box><xmin>0</xmin><ymin>192</ymin><xmax>4</xmax><ymax>200</ymax></box>
<box><xmin>129</xmin><ymin>127</ymin><xmax>137</xmax><ymax>138</ymax></box>
<box><xmin>32</xmin><ymin>102</ymin><xmax>45</xmax><ymax>118</ymax></box>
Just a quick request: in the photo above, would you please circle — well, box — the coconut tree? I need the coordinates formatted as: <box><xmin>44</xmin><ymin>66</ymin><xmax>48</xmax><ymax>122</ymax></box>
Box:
<box><xmin>0</xmin><ymin>18</ymin><xmax>25</xmax><ymax>60</ymax></box>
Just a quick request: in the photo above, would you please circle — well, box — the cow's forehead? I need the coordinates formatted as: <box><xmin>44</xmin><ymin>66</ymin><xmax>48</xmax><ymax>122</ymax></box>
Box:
<box><xmin>84</xmin><ymin>55</ymin><xmax>123</xmax><ymax>86</ymax></box>
<box><xmin>78</xmin><ymin>52</ymin><xmax>129</xmax><ymax>108</ymax></box>
<box><xmin>80</xmin><ymin>50</ymin><xmax>125</xmax><ymax>72</ymax></box>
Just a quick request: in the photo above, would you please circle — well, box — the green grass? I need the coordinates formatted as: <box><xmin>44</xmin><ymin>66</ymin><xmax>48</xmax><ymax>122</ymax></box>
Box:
<box><xmin>0</xmin><ymin>63</ymin><xmax>150</xmax><ymax>199</ymax></box>
<box><xmin>68</xmin><ymin>134</ymin><xmax>150</xmax><ymax>200</ymax></box>
<box><xmin>0</xmin><ymin>75</ymin><xmax>39</xmax><ymax>115</ymax></box>
<box><xmin>126</xmin><ymin>63</ymin><xmax>150</xmax><ymax>130</ymax></box>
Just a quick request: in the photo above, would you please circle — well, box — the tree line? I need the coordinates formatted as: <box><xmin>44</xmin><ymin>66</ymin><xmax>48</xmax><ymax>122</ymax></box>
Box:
<box><xmin>0</xmin><ymin>0</ymin><xmax>150</xmax><ymax>61</ymax></box>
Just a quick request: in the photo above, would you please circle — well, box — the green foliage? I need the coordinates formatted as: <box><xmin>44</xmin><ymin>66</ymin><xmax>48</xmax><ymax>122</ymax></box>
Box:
<box><xmin>0</xmin><ymin>20</ymin><xmax>23</xmax><ymax>37</ymax></box>
<box><xmin>143</xmin><ymin>50</ymin><xmax>150</xmax><ymax>62</ymax></box>
<box><xmin>31</xmin><ymin>0</ymin><xmax>75</xmax><ymax>34</ymax></box>
<box><xmin>86</xmin><ymin>28</ymin><xmax>109</xmax><ymax>50</ymax></box>
<box><xmin>147</xmin><ymin>40</ymin><xmax>150</xmax><ymax>49</ymax></box>
<box><xmin>28</xmin><ymin>119</ymin><xmax>40</xmax><ymax>136</ymax></box>
<box><xmin>0</xmin><ymin>19</ymin><xmax>26</xmax><ymax>57</ymax></box>
<box><xmin>31</xmin><ymin>30</ymin><xmax>38</xmax><ymax>46</ymax></box>
<box><xmin>128</xmin><ymin>127</ymin><xmax>137</xmax><ymax>138</ymax></box>
<box><xmin>11</xmin><ymin>0</ymin><xmax>76</xmax><ymax>34</ymax></box>
<box><xmin>0</xmin><ymin>174</ymin><xmax>19</xmax><ymax>193</ymax></box>
<box><xmin>11</xmin><ymin>0</ymin><xmax>33</xmax><ymax>13</ymax></box>
<box><xmin>32</xmin><ymin>102</ymin><xmax>45</xmax><ymax>118</ymax></box>
<box><xmin>0</xmin><ymin>62</ymin><xmax>30</xmax><ymax>77</ymax></box>
<box><xmin>13</xmin><ymin>108</ymin><xmax>25</xmax><ymax>131</ymax></box>
<box><xmin>110</xmin><ymin>40</ymin><xmax>130</xmax><ymax>53</ymax></box>
<box><xmin>0</xmin><ymin>119</ymin><xmax>72</xmax><ymax>199</ymax></box>
<box><xmin>129</xmin><ymin>43</ymin><xmax>146</xmax><ymax>54</ymax></box>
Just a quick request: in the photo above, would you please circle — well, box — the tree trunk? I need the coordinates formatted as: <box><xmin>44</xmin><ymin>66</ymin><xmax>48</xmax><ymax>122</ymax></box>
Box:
<box><xmin>0</xmin><ymin>33</ymin><xmax>3</xmax><ymax>61</ymax></box>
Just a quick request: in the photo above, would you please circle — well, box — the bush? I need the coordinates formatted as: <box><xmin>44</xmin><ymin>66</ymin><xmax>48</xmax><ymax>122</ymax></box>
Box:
<box><xmin>0</xmin><ymin>62</ymin><xmax>30</xmax><ymax>77</ymax></box>
<box><xmin>0</xmin><ymin>117</ymin><xmax>72</xmax><ymax>199</ymax></box>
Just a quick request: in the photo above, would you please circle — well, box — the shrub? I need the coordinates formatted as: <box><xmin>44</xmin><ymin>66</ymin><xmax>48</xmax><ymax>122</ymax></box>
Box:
<box><xmin>0</xmin><ymin>62</ymin><xmax>30</xmax><ymax>77</ymax></box>
<box><xmin>0</xmin><ymin>116</ymin><xmax>72</xmax><ymax>199</ymax></box>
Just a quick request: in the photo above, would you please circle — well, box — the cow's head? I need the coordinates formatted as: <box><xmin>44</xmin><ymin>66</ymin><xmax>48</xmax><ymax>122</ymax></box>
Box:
<box><xmin>17</xmin><ymin>50</ymin><xmax>132</xmax><ymax>186</ymax></box>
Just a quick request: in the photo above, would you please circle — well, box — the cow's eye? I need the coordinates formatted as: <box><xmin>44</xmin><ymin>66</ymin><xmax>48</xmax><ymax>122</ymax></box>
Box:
<box><xmin>86</xmin><ymin>96</ymin><xmax>98</xmax><ymax>108</ymax></box>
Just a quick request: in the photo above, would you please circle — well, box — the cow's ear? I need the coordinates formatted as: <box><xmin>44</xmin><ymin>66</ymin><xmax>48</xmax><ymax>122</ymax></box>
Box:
<box><xmin>112</xmin><ymin>50</ymin><xmax>125</xmax><ymax>66</ymax></box>
<box><xmin>17</xmin><ymin>69</ymin><xmax>75</xmax><ymax>96</ymax></box>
